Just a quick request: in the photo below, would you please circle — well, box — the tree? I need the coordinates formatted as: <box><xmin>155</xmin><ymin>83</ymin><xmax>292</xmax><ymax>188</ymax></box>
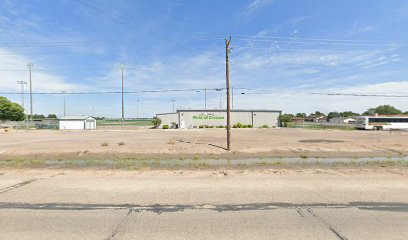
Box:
<box><xmin>327</xmin><ymin>112</ymin><xmax>341</xmax><ymax>121</ymax></box>
<box><xmin>0</xmin><ymin>96</ymin><xmax>25</xmax><ymax>122</ymax></box>
<box><xmin>363</xmin><ymin>105</ymin><xmax>402</xmax><ymax>115</ymax></box>
<box><xmin>28</xmin><ymin>114</ymin><xmax>46</xmax><ymax>119</ymax></box>
<box><xmin>279</xmin><ymin>114</ymin><xmax>294</xmax><ymax>127</ymax></box>
<box><xmin>310</xmin><ymin>111</ymin><xmax>325</xmax><ymax>117</ymax></box>
<box><xmin>151</xmin><ymin>117</ymin><xmax>162</xmax><ymax>129</ymax></box>
<box><xmin>295</xmin><ymin>113</ymin><xmax>307</xmax><ymax>118</ymax></box>
<box><xmin>341</xmin><ymin>111</ymin><xmax>359</xmax><ymax>118</ymax></box>
<box><xmin>47</xmin><ymin>114</ymin><xmax>57</xmax><ymax>119</ymax></box>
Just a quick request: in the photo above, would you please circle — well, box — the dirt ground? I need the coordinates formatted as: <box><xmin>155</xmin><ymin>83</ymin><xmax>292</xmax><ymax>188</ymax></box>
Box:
<box><xmin>1</xmin><ymin>128</ymin><xmax>408</xmax><ymax>160</ymax></box>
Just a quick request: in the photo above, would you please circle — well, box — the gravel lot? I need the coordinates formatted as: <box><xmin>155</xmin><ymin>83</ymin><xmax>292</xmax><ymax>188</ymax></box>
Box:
<box><xmin>1</xmin><ymin>128</ymin><xmax>408</xmax><ymax>160</ymax></box>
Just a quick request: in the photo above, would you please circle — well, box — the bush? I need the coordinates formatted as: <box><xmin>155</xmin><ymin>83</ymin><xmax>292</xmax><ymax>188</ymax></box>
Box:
<box><xmin>199</xmin><ymin>125</ymin><xmax>204</xmax><ymax>128</ymax></box>
<box><xmin>233</xmin><ymin>122</ymin><xmax>244</xmax><ymax>128</ymax></box>
<box><xmin>207</xmin><ymin>125</ymin><xmax>214</xmax><ymax>128</ymax></box>
<box><xmin>152</xmin><ymin>117</ymin><xmax>162</xmax><ymax>129</ymax></box>
<box><xmin>242</xmin><ymin>125</ymin><xmax>248</xmax><ymax>128</ymax></box>
<box><xmin>247</xmin><ymin>124</ymin><xmax>253</xmax><ymax>128</ymax></box>
<box><xmin>260</xmin><ymin>124</ymin><xmax>269</xmax><ymax>128</ymax></box>
<box><xmin>217</xmin><ymin>125</ymin><xmax>225</xmax><ymax>128</ymax></box>
<box><xmin>162</xmin><ymin>125</ymin><xmax>169</xmax><ymax>129</ymax></box>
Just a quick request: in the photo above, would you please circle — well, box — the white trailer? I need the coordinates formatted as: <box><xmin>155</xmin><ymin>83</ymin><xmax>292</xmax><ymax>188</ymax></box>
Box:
<box><xmin>59</xmin><ymin>116</ymin><xmax>96</xmax><ymax>130</ymax></box>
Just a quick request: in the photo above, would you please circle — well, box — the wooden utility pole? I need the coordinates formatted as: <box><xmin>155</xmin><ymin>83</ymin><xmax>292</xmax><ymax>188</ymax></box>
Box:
<box><xmin>225</xmin><ymin>36</ymin><xmax>232</xmax><ymax>151</ymax></box>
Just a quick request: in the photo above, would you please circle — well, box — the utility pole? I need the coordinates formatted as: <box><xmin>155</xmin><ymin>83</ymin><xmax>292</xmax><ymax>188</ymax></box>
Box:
<box><xmin>27</xmin><ymin>63</ymin><xmax>33</xmax><ymax>120</ymax></box>
<box><xmin>225</xmin><ymin>36</ymin><xmax>232</xmax><ymax>151</ymax></box>
<box><xmin>204</xmin><ymin>88</ymin><xmax>207</xmax><ymax>110</ymax></box>
<box><xmin>136</xmin><ymin>99</ymin><xmax>140</xmax><ymax>118</ymax></box>
<box><xmin>61</xmin><ymin>90</ymin><xmax>66</xmax><ymax>117</ymax></box>
<box><xmin>172</xmin><ymin>99</ymin><xmax>176</xmax><ymax>112</ymax></box>
<box><xmin>120</xmin><ymin>64</ymin><xmax>125</xmax><ymax>123</ymax></box>
<box><xmin>17</xmin><ymin>81</ymin><xmax>27</xmax><ymax>110</ymax></box>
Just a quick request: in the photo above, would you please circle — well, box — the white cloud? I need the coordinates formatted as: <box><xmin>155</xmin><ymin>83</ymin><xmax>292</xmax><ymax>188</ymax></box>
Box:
<box><xmin>0</xmin><ymin>48</ymin><xmax>85</xmax><ymax>92</ymax></box>
<box><xmin>245</xmin><ymin>0</ymin><xmax>275</xmax><ymax>14</ymax></box>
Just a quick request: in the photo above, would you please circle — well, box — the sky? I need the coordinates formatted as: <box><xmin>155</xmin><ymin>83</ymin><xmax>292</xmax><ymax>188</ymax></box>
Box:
<box><xmin>1</xmin><ymin>0</ymin><xmax>408</xmax><ymax>117</ymax></box>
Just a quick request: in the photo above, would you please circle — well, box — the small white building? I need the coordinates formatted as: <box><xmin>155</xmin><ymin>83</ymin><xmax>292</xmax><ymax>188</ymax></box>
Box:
<box><xmin>59</xmin><ymin>116</ymin><xmax>96</xmax><ymax>130</ymax></box>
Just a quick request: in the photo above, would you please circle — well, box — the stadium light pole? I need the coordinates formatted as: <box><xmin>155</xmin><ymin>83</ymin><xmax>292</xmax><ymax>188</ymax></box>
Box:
<box><xmin>17</xmin><ymin>81</ymin><xmax>27</xmax><ymax>110</ymax></box>
<box><xmin>136</xmin><ymin>99</ymin><xmax>140</xmax><ymax>119</ymax></box>
<box><xmin>27</xmin><ymin>63</ymin><xmax>33</xmax><ymax>120</ymax></box>
<box><xmin>61</xmin><ymin>90</ymin><xmax>66</xmax><ymax>117</ymax></box>
<box><xmin>119</xmin><ymin>64</ymin><xmax>125</xmax><ymax>123</ymax></box>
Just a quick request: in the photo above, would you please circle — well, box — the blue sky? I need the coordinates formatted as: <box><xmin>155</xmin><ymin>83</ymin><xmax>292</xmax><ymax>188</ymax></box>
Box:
<box><xmin>1</xmin><ymin>0</ymin><xmax>408</xmax><ymax>117</ymax></box>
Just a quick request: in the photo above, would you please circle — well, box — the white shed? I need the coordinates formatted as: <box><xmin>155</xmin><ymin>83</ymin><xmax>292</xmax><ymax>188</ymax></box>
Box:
<box><xmin>59</xmin><ymin>116</ymin><xmax>96</xmax><ymax>130</ymax></box>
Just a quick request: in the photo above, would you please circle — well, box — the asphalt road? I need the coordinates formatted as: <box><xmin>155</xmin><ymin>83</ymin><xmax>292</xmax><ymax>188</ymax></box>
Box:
<box><xmin>0</xmin><ymin>168</ymin><xmax>408</xmax><ymax>239</ymax></box>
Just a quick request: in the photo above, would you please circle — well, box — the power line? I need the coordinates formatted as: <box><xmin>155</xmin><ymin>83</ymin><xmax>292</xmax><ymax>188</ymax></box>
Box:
<box><xmin>0</xmin><ymin>87</ymin><xmax>225</xmax><ymax>95</ymax></box>
<box><xmin>234</xmin><ymin>34</ymin><xmax>400</xmax><ymax>45</ymax></box>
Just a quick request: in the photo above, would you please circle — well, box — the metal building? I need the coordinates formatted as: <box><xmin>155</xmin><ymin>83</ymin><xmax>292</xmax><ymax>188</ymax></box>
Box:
<box><xmin>59</xmin><ymin>116</ymin><xmax>97</xmax><ymax>130</ymax></box>
<box><xmin>156</xmin><ymin>109</ymin><xmax>281</xmax><ymax>129</ymax></box>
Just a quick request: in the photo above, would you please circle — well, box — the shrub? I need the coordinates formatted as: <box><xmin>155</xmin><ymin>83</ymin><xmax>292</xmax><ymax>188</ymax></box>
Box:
<box><xmin>117</xmin><ymin>142</ymin><xmax>125</xmax><ymax>146</ymax></box>
<box><xmin>162</xmin><ymin>125</ymin><xmax>169</xmax><ymax>129</ymax></box>
<box><xmin>217</xmin><ymin>125</ymin><xmax>224</xmax><ymax>128</ymax></box>
<box><xmin>260</xmin><ymin>124</ymin><xmax>269</xmax><ymax>128</ymax></box>
<box><xmin>242</xmin><ymin>125</ymin><xmax>248</xmax><ymax>128</ymax></box>
<box><xmin>207</xmin><ymin>125</ymin><xmax>214</xmax><ymax>128</ymax></box>
<box><xmin>233</xmin><ymin>122</ymin><xmax>244</xmax><ymax>128</ymax></box>
<box><xmin>247</xmin><ymin>124</ymin><xmax>253</xmax><ymax>128</ymax></box>
<box><xmin>199</xmin><ymin>125</ymin><xmax>204</xmax><ymax>128</ymax></box>
<box><xmin>101</xmin><ymin>142</ymin><xmax>109</xmax><ymax>147</ymax></box>
<box><xmin>151</xmin><ymin>117</ymin><xmax>162</xmax><ymax>129</ymax></box>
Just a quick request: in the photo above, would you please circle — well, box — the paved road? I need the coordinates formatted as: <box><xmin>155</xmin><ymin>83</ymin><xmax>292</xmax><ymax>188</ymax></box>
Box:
<box><xmin>0</xmin><ymin>168</ymin><xmax>408</xmax><ymax>239</ymax></box>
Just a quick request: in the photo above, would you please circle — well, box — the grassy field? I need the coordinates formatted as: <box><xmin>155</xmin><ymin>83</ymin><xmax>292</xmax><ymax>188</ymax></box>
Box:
<box><xmin>285</xmin><ymin>122</ymin><xmax>356</xmax><ymax>130</ymax></box>
<box><xmin>97</xmin><ymin>119</ymin><xmax>153</xmax><ymax>126</ymax></box>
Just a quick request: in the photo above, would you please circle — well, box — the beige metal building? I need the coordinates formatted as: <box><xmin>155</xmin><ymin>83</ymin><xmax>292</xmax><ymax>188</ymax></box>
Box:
<box><xmin>156</xmin><ymin>109</ymin><xmax>281</xmax><ymax>128</ymax></box>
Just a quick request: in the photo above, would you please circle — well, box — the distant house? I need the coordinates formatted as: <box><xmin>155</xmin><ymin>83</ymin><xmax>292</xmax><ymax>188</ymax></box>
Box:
<box><xmin>343</xmin><ymin>118</ymin><xmax>356</xmax><ymax>124</ymax></box>
<box><xmin>59</xmin><ymin>116</ymin><xmax>96</xmax><ymax>130</ymax></box>
<box><xmin>305</xmin><ymin>115</ymin><xmax>327</xmax><ymax>123</ymax></box>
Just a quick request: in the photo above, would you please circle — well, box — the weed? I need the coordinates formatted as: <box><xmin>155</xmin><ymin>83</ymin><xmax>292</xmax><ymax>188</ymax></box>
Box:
<box><xmin>193</xmin><ymin>154</ymin><xmax>200</xmax><ymax>160</ymax></box>
<box><xmin>101</xmin><ymin>142</ymin><xmax>109</xmax><ymax>147</ymax></box>
<box><xmin>117</xmin><ymin>142</ymin><xmax>125</xmax><ymax>146</ymax></box>
<box><xmin>299</xmin><ymin>154</ymin><xmax>308</xmax><ymax>159</ymax></box>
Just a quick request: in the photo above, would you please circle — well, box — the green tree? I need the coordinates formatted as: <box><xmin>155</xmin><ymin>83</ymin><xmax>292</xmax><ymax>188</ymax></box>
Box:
<box><xmin>0</xmin><ymin>96</ymin><xmax>25</xmax><ymax>122</ymax></box>
<box><xmin>47</xmin><ymin>114</ymin><xmax>57</xmax><ymax>119</ymax></box>
<box><xmin>363</xmin><ymin>105</ymin><xmax>402</xmax><ymax>115</ymax></box>
<box><xmin>341</xmin><ymin>111</ymin><xmax>359</xmax><ymax>117</ymax></box>
<box><xmin>28</xmin><ymin>114</ymin><xmax>46</xmax><ymax>119</ymax></box>
<box><xmin>279</xmin><ymin>114</ymin><xmax>294</xmax><ymax>127</ymax></box>
<box><xmin>151</xmin><ymin>117</ymin><xmax>162</xmax><ymax>129</ymax></box>
<box><xmin>295</xmin><ymin>113</ymin><xmax>307</xmax><ymax>118</ymax></box>
<box><xmin>327</xmin><ymin>112</ymin><xmax>341</xmax><ymax>121</ymax></box>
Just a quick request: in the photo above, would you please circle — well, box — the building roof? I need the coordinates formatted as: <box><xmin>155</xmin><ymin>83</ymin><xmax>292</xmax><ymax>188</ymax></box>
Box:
<box><xmin>59</xmin><ymin>116</ymin><xmax>94</xmax><ymax>120</ymax></box>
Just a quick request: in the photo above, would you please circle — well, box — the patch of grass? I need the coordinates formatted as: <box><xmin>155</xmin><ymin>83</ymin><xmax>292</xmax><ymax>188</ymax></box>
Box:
<box><xmin>193</xmin><ymin>154</ymin><xmax>200</xmax><ymax>160</ymax></box>
<box><xmin>299</xmin><ymin>154</ymin><xmax>308</xmax><ymax>159</ymax></box>
<box><xmin>260</xmin><ymin>124</ymin><xmax>269</xmax><ymax>128</ymax></box>
<box><xmin>101</xmin><ymin>142</ymin><xmax>109</xmax><ymax>147</ymax></box>
<box><xmin>117</xmin><ymin>142</ymin><xmax>125</xmax><ymax>146</ymax></box>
